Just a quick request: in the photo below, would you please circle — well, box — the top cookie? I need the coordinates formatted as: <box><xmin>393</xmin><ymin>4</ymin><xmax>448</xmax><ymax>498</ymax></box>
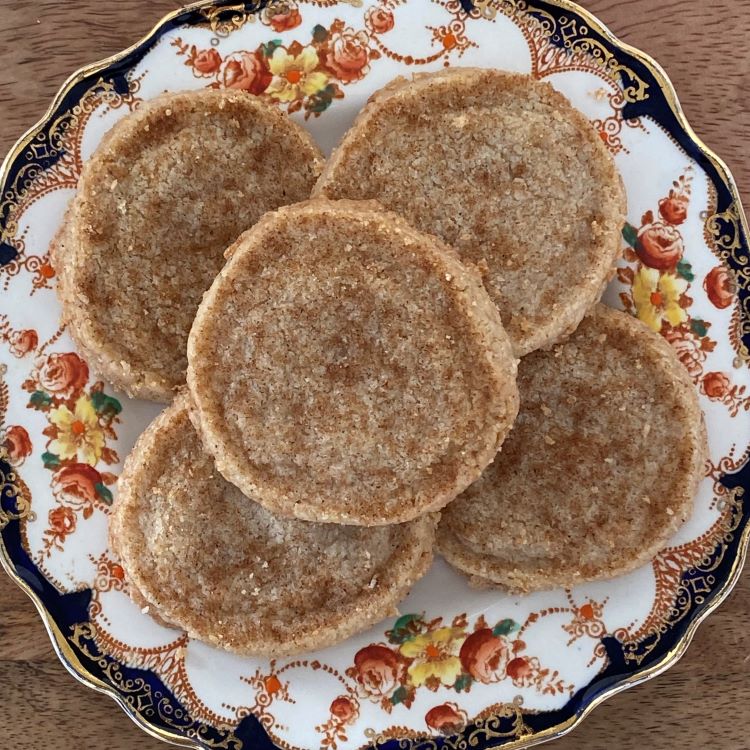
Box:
<box><xmin>187</xmin><ymin>199</ymin><xmax>519</xmax><ymax>526</ymax></box>
<box><xmin>314</xmin><ymin>68</ymin><xmax>626</xmax><ymax>356</ymax></box>
<box><xmin>52</xmin><ymin>89</ymin><xmax>324</xmax><ymax>401</ymax></box>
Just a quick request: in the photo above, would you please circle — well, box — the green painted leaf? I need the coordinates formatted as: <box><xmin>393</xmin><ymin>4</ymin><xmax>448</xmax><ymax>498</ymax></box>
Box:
<box><xmin>41</xmin><ymin>451</ymin><xmax>60</xmax><ymax>468</ymax></box>
<box><xmin>307</xmin><ymin>93</ymin><xmax>332</xmax><ymax>114</ymax></box>
<box><xmin>261</xmin><ymin>39</ymin><xmax>282</xmax><ymax>57</ymax></box>
<box><xmin>387</xmin><ymin>613</ymin><xmax>422</xmax><ymax>643</ymax></box>
<box><xmin>454</xmin><ymin>674</ymin><xmax>472</xmax><ymax>693</ymax></box>
<box><xmin>95</xmin><ymin>482</ymin><xmax>113</xmax><ymax>505</ymax></box>
<box><xmin>312</xmin><ymin>24</ymin><xmax>328</xmax><ymax>43</ymax></box>
<box><xmin>492</xmin><ymin>618</ymin><xmax>519</xmax><ymax>637</ymax></box>
<box><xmin>690</xmin><ymin>318</ymin><xmax>709</xmax><ymax>337</ymax></box>
<box><xmin>676</xmin><ymin>260</ymin><xmax>695</xmax><ymax>282</ymax></box>
<box><xmin>390</xmin><ymin>686</ymin><xmax>408</xmax><ymax>706</ymax></box>
<box><xmin>622</xmin><ymin>223</ymin><xmax>639</xmax><ymax>249</ymax></box>
<box><xmin>29</xmin><ymin>391</ymin><xmax>52</xmax><ymax>409</ymax></box>
<box><xmin>91</xmin><ymin>391</ymin><xmax>122</xmax><ymax>416</ymax></box>
<box><xmin>393</xmin><ymin>613</ymin><xmax>418</xmax><ymax>632</ymax></box>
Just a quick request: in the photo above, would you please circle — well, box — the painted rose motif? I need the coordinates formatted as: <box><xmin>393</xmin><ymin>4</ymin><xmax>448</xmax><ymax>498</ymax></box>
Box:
<box><xmin>663</xmin><ymin>326</ymin><xmax>706</xmax><ymax>379</ymax></box>
<box><xmin>400</xmin><ymin>627</ymin><xmax>464</xmax><ymax>687</ymax></box>
<box><xmin>425</xmin><ymin>702</ymin><xmax>467</xmax><ymax>734</ymax></box>
<box><xmin>48</xmin><ymin>396</ymin><xmax>105</xmax><ymax>466</ymax></box>
<box><xmin>703</xmin><ymin>371</ymin><xmax>731</xmax><ymax>399</ymax></box>
<box><xmin>37</xmin><ymin>352</ymin><xmax>89</xmax><ymax>400</ymax></box>
<box><xmin>47</xmin><ymin>505</ymin><xmax>76</xmax><ymax>546</ymax></box>
<box><xmin>4</xmin><ymin>425</ymin><xmax>32</xmax><ymax>464</ymax></box>
<box><xmin>267</xmin><ymin>46</ymin><xmax>328</xmax><ymax>102</ymax></box>
<box><xmin>636</xmin><ymin>222</ymin><xmax>684</xmax><ymax>270</ymax></box>
<box><xmin>263</xmin><ymin>1</ymin><xmax>302</xmax><ymax>32</ymax></box>
<box><xmin>704</xmin><ymin>266</ymin><xmax>735</xmax><ymax>309</ymax></box>
<box><xmin>24</xmin><ymin>353</ymin><xmax>122</xmax><ymax>519</ymax></box>
<box><xmin>322</xmin><ymin>28</ymin><xmax>371</xmax><ymax>83</ymax></box>
<box><xmin>329</xmin><ymin>696</ymin><xmax>357</xmax><ymax>724</ymax></box>
<box><xmin>619</xmin><ymin>167</ymin><xmax>718</xmax><ymax>390</ymax></box>
<box><xmin>459</xmin><ymin>628</ymin><xmax>509</xmax><ymax>683</ymax></box>
<box><xmin>365</xmin><ymin>7</ymin><xmax>395</xmax><ymax>34</ymax></box>
<box><xmin>506</xmin><ymin>656</ymin><xmax>533</xmax><ymax>681</ymax></box>
<box><xmin>193</xmin><ymin>48</ymin><xmax>222</xmax><ymax>75</ymax></box>
<box><xmin>9</xmin><ymin>329</ymin><xmax>38</xmax><ymax>358</ymax></box>
<box><xmin>51</xmin><ymin>463</ymin><xmax>103</xmax><ymax>504</ymax></box>
<box><xmin>351</xmin><ymin>644</ymin><xmax>402</xmax><ymax>698</ymax></box>
<box><xmin>220</xmin><ymin>51</ymin><xmax>272</xmax><ymax>94</ymax></box>
<box><xmin>658</xmin><ymin>194</ymin><xmax>689</xmax><ymax>225</ymax></box>
<box><xmin>173</xmin><ymin>21</ymin><xmax>357</xmax><ymax>118</ymax></box>
<box><xmin>346</xmin><ymin>611</ymin><xmax>576</xmax><ymax>710</ymax></box>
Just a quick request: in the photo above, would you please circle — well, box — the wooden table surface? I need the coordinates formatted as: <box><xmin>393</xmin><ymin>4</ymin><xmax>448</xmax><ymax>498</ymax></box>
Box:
<box><xmin>1</xmin><ymin>1</ymin><xmax>749</xmax><ymax>748</ymax></box>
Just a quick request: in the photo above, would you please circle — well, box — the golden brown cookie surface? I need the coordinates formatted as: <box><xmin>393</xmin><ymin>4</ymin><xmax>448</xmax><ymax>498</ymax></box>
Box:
<box><xmin>315</xmin><ymin>69</ymin><xmax>626</xmax><ymax>356</ymax></box>
<box><xmin>187</xmin><ymin>198</ymin><xmax>519</xmax><ymax>525</ymax></box>
<box><xmin>438</xmin><ymin>305</ymin><xmax>707</xmax><ymax>592</ymax></box>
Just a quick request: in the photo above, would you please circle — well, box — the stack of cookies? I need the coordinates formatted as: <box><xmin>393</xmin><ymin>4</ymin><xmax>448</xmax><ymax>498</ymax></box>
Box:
<box><xmin>53</xmin><ymin>70</ymin><xmax>707</xmax><ymax>657</ymax></box>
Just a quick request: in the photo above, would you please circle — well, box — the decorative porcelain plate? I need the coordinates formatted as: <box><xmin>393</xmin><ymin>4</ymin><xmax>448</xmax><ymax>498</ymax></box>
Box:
<box><xmin>2</xmin><ymin>1</ymin><xmax>749</xmax><ymax>748</ymax></box>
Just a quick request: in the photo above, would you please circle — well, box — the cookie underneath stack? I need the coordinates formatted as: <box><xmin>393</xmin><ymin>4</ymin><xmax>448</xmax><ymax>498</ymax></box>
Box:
<box><xmin>314</xmin><ymin>68</ymin><xmax>626</xmax><ymax>356</ymax></box>
<box><xmin>110</xmin><ymin>394</ymin><xmax>438</xmax><ymax>656</ymax></box>
<box><xmin>438</xmin><ymin>305</ymin><xmax>707</xmax><ymax>592</ymax></box>
<box><xmin>53</xmin><ymin>89</ymin><xmax>323</xmax><ymax>401</ymax></box>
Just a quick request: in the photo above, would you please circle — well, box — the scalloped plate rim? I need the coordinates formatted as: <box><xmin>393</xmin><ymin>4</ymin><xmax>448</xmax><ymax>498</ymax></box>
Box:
<box><xmin>0</xmin><ymin>1</ymin><xmax>748</xmax><ymax>748</ymax></box>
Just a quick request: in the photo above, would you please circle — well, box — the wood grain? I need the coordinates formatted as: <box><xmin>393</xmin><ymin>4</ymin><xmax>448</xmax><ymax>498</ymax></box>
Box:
<box><xmin>1</xmin><ymin>2</ymin><xmax>748</xmax><ymax>749</ymax></box>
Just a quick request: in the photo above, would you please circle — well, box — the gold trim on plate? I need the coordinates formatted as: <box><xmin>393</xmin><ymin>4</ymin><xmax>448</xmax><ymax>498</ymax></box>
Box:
<box><xmin>0</xmin><ymin>1</ymin><xmax>748</xmax><ymax>748</ymax></box>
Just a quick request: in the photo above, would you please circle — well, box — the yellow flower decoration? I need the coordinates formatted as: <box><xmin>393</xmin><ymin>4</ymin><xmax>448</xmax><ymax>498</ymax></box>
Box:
<box><xmin>49</xmin><ymin>396</ymin><xmax>104</xmax><ymax>466</ymax></box>
<box><xmin>400</xmin><ymin>627</ymin><xmax>464</xmax><ymax>687</ymax></box>
<box><xmin>632</xmin><ymin>267</ymin><xmax>688</xmax><ymax>332</ymax></box>
<box><xmin>267</xmin><ymin>46</ymin><xmax>328</xmax><ymax>102</ymax></box>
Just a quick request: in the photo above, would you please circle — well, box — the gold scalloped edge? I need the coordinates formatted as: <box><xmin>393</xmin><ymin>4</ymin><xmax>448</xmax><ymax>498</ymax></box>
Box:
<box><xmin>0</xmin><ymin>1</ymin><xmax>748</xmax><ymax>749</ymax></box>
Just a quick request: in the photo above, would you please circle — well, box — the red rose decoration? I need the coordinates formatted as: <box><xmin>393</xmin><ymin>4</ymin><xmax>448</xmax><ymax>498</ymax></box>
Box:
<box><xmin>52</xmin><ymin>463</ymin><xmax>102</xmax><ymax>504</ymax></box>
<box><xmin>703</xmin><ymin>371</ymin><xmax>731</xmax><ymax>399</ymax></box>
<box><xmin>9</xmin><ymin>329</ymin><xmax>38</xmax><ymax>358</ymax></box>
<box><xmin>365</xmin><ymin>7</ymin><xmax>395</xmax><ymax>34</ymax></box>
<box><xmin>266</xmin><ymin>4</ymin><xmax>302</xmax><ymax>32</ymax></box>
<box><xmin>658</xmin><ymin>195</ymin><xmax>689</xmax><ymax>225</ymax></box>
<box><xmin>703</xmin><ymin>266</ymin><xmax>735</xmax><ymax>309</ymax></box>
<box><xmin>48</xmin><ymin>506</ymin><xmax>76</xmax><ymax>540</ymax></box>
<box><xmin>329</xmin><ymin>696</ymin><xmax>357</xmax><ymax>724</ymax></box>
<box><xmin>193</xmin><ymin>48</ymin><xmax>222</xmax><ymax>75</ymax></box>
<box><xmin>459</xmin><ymin>628</ymin><xmax>509</xmax><ymax>683</ymax></box>
<box><xmin>425</xmin><ymin>703</ymin><xmax>467</xmax><ymax>734</ymax></box>
<box><xmin>663</xmin><ymin>327</ymin><xmax>704</xmax><ymax>379</ymax></box>
<box><xmin>220</xmin><ymin>51</ymin><xmax>272</xmax><ymax>95</ymax></box>
<box><xmin>636</xmin><ymin>222</ymin><xmax>684</xmax><ymax>270</ymax></box>
<box><xmin>4</xmin><ymin>425</ymin><xmax>32</xmax><ymax>464</ymax></box>
<box><xmin>506</xmin><ymin>656</ymin><xmax>532</xmax><ymax>680</ymax></box>
<box><xmin>352</xmin><ymin>644</ymin><xmax>402</xmax><ymax>697</ymax></box>
<box><xmin>37</xmin><ymin>352</ymin><xmax>89</xmax><ymax>399</ymax></box>
<box><xmin>322</xmin><ymin>29</ymin><xmax>370</xmax><ymax>83</ymax></box>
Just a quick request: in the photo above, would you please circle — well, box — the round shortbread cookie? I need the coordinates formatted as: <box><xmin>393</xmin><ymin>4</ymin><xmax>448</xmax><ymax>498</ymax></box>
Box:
<box><xmin>437</xmin><ymin>305</ymin><xmax>707</xmax><ymax>592</ymax></box>
<box><xmin>110</xmin><ymin>395</ymin><xmax>437</xmax><ymax>656</ymax></box>
<box><xmin>314</xmin><ymin>68</ymin><xmax>626</xmax><ymax>356</ymax></box>
<box><xmin>53</xmin><ymin>89</ymin><xmax>324</xmax><ymax>401</ymax></box>
<box><xmin>187</xmin><ymin>199</ymin><xmax>519</xmax><ymax>525</ymax></box>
